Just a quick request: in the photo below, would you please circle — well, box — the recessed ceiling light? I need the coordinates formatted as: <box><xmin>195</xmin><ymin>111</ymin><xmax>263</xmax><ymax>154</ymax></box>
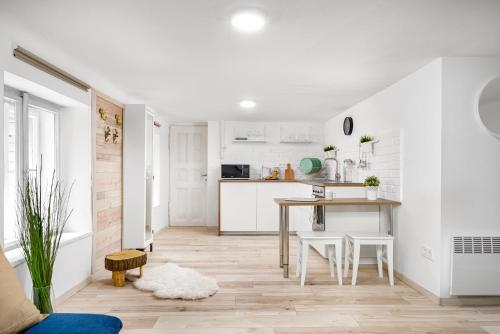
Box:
<box><xmin>231</xmin><ymin>10</ymin><xmax>266</xmax><ymax>32</ymax></box>
<box><xmin>239</xmin><ymin>100</ymin><xmax>256</xmax><ymax>109</ymax></box>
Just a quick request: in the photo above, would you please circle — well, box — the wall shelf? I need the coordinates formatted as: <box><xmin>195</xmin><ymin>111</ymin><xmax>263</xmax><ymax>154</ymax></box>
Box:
<box><xmin>280</xmin><ymin>140</ymin><xmax>313</xmax><ymax>144</ymax></box>
<box><xmin>232</xmin><ymin>139</ymin><xmax>267</xmax><ymax>143</ymax></box>
<box><xmin>280</xmin><ymin>126</ymin><xmax>313</xmax><ymax>143</ymax></box>
<box><xmin>232</xmin><ymin>125</ymin><xmax>266</xmax><ymax>143</ymax></box>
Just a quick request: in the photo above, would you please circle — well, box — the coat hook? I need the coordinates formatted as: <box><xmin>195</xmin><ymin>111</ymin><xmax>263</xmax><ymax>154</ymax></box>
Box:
<box><xmin>115</xmin><ymin>114</ymin><xmax>122</xmax><ymax>126</ymax></box>
<box><xmin>98</xmin><ymin>107</ymin><xmax>108</xmax><ymax>121</ymax></box>
<box><xmin>104</xmin><ymin>126</ymin><xmax>111</xmax><ymax>143</ymax></box>
<box><xmin>112</xmin><ymin>128</ymin><xmax>119</xmax><ymax>144</ymax></box>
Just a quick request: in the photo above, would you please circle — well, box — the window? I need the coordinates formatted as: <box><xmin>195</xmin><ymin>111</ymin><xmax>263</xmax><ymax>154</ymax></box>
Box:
<box><xmin>28</xmin><ymin>104</ymin><xmax>57</xmax><ymax>180</ymax></box>
<box><xmin>3</xmin><ymin>89</ymin><xmax>60</xmax><ymax>247</ymax></box>
<box><xmin>3</xmin><ymin>97</ymin><xmax>20</xmax><ymax>246</ymax></box>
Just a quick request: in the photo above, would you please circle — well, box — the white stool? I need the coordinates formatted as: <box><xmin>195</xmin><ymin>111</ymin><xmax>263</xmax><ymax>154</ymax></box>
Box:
<box><xmin>296</xmin><ymin>231</ymin><xmax>344</xmax><ymax>286</ymax></box>
<box><xmin>343</xmin><ymin>232</ymin><xmax>394</xmax><ymax>286</ymax></box>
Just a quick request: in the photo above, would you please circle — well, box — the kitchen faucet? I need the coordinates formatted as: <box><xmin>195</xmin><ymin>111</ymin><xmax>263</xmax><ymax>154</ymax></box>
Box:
<box><xmin>324</xmin><ymin>156</ymin><xmax>341</xmax><ymax>182</ymax></box>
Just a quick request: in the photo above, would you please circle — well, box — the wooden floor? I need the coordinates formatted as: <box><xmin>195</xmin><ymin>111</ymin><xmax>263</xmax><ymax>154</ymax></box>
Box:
<box><xmin>60</xmin><ymin>227</ymin><xmax>500</xmax><ymax>334</ymax></box>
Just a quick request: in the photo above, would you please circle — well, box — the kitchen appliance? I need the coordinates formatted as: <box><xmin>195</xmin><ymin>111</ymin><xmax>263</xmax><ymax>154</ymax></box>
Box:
<box><xmin>311</xmin><ymin>185</ymin><xmax>326</xmax><ymax>231</ymax></box>
<box><xmin>221</xmin><ymin>164</ymin><xmax>250</xmax><ymax>179</ymax></box>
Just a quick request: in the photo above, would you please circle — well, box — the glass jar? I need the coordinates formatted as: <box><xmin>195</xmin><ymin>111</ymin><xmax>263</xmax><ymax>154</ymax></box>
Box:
<box><xmin>343</xmin><ymin>159</ymin><xmax>355</xmax><ymax>183</ymax></box>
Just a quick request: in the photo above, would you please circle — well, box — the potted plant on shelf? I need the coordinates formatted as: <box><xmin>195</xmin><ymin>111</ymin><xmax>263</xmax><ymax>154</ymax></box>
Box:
<box><xmin>17</xmin><ymin>168</ymin><xmax>73</xmax><ymax>314</ymax></box>
<box><xmin>323</xmin><ymin>144</ymin><xmax>337</xmax><ymax>159</ymax></box>
<box><xmin>364</xmin><ymin>175</ymin><xmax>380</xmax><ymax>200</ymax></box>
<box><xmin>360</xmin><ymin>135</ymin><xmax>375</xmax><ymax>154</ymax></box>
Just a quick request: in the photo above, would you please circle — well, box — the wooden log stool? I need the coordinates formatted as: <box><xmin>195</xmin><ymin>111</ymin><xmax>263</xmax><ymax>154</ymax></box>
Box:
<box><xmin>105</xmin><ymin>250</ymin><xmax>147</xmax><ymax>287</ymax></box>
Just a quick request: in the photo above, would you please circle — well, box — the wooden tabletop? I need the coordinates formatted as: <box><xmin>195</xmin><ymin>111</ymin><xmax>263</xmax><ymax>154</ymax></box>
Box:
<box><xmin>274</xmin><ymin>198</ymin><xmax>401</xmax><ymax>206</ymax></box>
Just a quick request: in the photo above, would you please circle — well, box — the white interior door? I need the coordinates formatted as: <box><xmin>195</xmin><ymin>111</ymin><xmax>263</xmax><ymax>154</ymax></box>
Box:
<box><xmin>170</xmin><ymin>125</ymin><xmax>208</xmax><ymax>226</ymax></box>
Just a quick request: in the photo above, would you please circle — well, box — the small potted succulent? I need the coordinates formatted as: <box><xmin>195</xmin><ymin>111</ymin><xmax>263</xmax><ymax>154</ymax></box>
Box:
<box><xmin>360</xmin><ymin>135</ymin><xmax>374</xmax><ymax>154</ymax></box>
<box><xmin>364</xmin><ymin>175</ymin><xmax>380</xmax><ymax>200</ymax></box>
<box><xmin>323</xmin><ymin>145</ymin><xmax>337</xmax><ymax>159</ymax></box>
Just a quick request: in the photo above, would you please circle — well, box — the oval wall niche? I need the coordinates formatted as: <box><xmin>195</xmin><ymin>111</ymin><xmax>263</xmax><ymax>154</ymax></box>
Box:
<box><xmin>478</xmin><ymin>76</ymin><xmax>500</xmax><ymax>139</ymax></box>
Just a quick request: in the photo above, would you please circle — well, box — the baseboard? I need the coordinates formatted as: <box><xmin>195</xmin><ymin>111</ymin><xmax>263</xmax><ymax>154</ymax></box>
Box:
<box><xmin>394</xmin><ymin>270</ymin><xmax>441</xmax><ymax>304</ymax></box>
<box><xmin>395</xmin><ymin>270</ymin><xmax>500</xmax><ymax>306</ymax></box>
<box><xmin>55</xmin><ymin>276</ymin><xmax>92</xmax><ymax>306</ymax></box>
<box><xmin>439</xmin><ymin>296</ymin><xmax>500</xmax><ymax>306</ymax></box>
<box><xmin>220</xmin><ymin>231</ymin><xmax>281</xmax><ymax>235</ymax></box>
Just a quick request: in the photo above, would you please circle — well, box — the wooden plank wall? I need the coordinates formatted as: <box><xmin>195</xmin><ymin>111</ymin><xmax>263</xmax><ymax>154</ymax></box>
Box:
<box><xmin>92</xmin><ymin>95</ymin><xmax>123</xmax><ymax>275</ymax></box>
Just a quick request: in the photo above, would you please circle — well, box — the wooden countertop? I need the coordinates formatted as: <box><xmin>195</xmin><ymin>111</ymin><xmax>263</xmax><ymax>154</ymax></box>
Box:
<box><xmin>219</xmin><ymin>179</ymin><xmax>301</xmax><ymax>183</ymax></box>
<box><xmin>274</xmin><ymin>198</ymin><xmax>402</xmax><ymax>206</ymax></box>
<box><xmin>219</xmin><ymin>179</ymin><xmax>364</xmax><ymax>187</ymax></box>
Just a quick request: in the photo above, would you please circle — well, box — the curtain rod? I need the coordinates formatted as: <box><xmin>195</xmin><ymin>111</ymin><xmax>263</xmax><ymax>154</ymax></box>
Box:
<box><xmin>13</xmin><ymin>46</ymin><xmax>91</xmax><ymax>91</ymax></box>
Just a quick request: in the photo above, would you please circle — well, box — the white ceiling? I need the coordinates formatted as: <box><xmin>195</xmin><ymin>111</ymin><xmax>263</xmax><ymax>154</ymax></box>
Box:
<box><xmin>1</xmin><ymin>0</ymin><xmax>500</xmax><ymax>121</ymax></box>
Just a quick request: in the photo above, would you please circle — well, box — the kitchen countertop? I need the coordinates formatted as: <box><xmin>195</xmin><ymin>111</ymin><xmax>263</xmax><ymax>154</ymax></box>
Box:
<box><xmin>218</xmin><ymin>179</ymin><xmax>364</xmax><ymax>187</ymax></box>
<box><xmin>274</xmin><ymin>197</ymin><xmax>401</xmax><ymax>206</ymax></box>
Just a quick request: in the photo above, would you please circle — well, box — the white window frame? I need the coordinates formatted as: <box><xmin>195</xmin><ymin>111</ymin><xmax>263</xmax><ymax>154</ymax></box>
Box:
<box><xmin>3</xmin><ymin>87</ymin><xmax>61</xmax><ymax>249</ymax></box>
<box><xmin>3</xmin><ymin>91</ymin><xmax>22</xmax><ymax>251</ymax></box>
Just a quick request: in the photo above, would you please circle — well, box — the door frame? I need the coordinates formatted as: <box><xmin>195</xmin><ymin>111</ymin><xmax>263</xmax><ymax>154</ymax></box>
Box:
<box><xmin>168</xmin><ymin>123</ymin><xmax>208</xmax><ymax>227</ymax></box>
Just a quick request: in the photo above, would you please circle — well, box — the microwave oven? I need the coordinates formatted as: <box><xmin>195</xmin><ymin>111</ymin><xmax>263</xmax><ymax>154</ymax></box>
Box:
<box><xmin>221</xmin><ymin>164</ymin><xmax>250</xmax><ymax>179</ymax></box>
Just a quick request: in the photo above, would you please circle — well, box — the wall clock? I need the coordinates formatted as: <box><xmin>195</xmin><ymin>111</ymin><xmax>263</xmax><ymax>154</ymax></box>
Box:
<box><xmin>343</xmin><ymin>117</ymin><xmax>353</xmax><ymax>135</ymax></box>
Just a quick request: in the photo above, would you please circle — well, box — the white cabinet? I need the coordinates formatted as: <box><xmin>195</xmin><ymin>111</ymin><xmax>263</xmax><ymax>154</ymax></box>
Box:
<box><xmin>123</xmin><ymin>104</ymin><xmax>154</xmax><ymax>249</ymax></box>
<box><xmin>220</xmin><ymin>182</ymin><xmax>257</xmax><ymax>232</ymax></box>
<box><xmin>256</xmin><ymin>183</ymin><xmax>295</xmax><ymax>231</ymax></box>
<box><xmin>219</xmin><ymin>181</ymin><xmax>314</xmax><ymax>233</ymax></box>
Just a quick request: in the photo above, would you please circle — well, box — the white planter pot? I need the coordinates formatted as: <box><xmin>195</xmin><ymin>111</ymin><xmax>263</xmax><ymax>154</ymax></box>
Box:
<box><xmin>325</xmin><ymin>150</ymin><xmax>337</xmax><ymax>159</ymax></box>
<box><xmin>366</xmin><ymin>186</ymin><xmax>378</xmax><ymax>200</ymax></box>
<box><xmin>360</xmin><ymin>142</ymin><xmax>373</xmax><ymax>154</ymax></box>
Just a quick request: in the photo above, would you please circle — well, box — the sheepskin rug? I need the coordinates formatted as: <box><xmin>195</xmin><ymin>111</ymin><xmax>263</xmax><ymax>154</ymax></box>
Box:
<box><xmin>133</xmin><ymin>263</ymin><xmax>218</xmax><ymax>300</ymax></box>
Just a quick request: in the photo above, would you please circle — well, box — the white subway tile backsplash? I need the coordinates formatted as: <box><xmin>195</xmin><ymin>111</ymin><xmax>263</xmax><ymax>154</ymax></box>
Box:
<box><xmin>332</xmin><ymin>129</ymin><xmax>402</xmax><ymax>201</ymax></box>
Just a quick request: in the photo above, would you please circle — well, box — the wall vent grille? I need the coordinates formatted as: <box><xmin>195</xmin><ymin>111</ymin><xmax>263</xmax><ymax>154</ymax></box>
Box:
<box><xmin>453</xmin><ymin>236</ymin><xmax>500</xmax><ymax>254</ymax></box>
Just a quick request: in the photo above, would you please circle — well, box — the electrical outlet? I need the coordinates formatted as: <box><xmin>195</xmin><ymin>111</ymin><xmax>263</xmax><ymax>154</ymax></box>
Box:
<box><xmin>421</xmin><ymin>245</ymin><xmax>434</xmax><ymax>261</ymax></box>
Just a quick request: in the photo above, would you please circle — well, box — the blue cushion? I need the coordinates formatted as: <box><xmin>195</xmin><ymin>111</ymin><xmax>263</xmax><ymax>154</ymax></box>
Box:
<box><xmin>23</xmin><ymin>313</ymin><xmax>122</xmax><ymax>334</ymax></box>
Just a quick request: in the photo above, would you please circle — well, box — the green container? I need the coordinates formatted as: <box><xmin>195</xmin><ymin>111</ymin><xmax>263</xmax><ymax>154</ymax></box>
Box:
<box><xmin>299</xmin><ymin>158</ymin><xmax>322</xmax><ymax>174</ymax></box>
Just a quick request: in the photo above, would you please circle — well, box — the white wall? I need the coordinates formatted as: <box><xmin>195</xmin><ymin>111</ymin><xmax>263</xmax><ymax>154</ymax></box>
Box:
<box><xmin>479</xmin><ymin>98</ymin><xmax>500</xmax><ymax>136</ymax></box>
<box><xmin>60</xmin><ymin>106</ymin><xmax>92</xmax><ymax>233</ymax></box>
<box><xmin>440</xmin><ymin>57</ymin><xmax>500</xmax><ymax>298</ymax></box>
<box><xmin>324</xmin><ymin>59</ymin><xmax>443</xmax><ymax>296</ymax></box>
<box><xmin>12</xmin><ymin>235</ymin><xmax>92</xmax><ymax>300</ymax></box>
<box><xmin>206</xmin><ymin>121</ymin><xmax>221</xmax><ymax>227</ymax></box>
<box><xmin>152</xmin><ymin>113</ymin><xmax>170</xmax><ymax>232</ymax></box>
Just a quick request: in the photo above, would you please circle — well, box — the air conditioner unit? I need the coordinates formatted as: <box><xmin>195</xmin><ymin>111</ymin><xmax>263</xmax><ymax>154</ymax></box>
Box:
<box><xmin>450</xmin><ymin>236</ymin><xmax>500</xmax><ymax>296</ymax></box>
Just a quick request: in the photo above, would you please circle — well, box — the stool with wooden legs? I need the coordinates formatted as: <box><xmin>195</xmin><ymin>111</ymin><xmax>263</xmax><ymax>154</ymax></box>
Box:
<box><xmin>296</xmin><ymin>231</ymin><xmax>344</xmax><ymax>286</ymax></box>
<box><xmin>343</xmin><ymin>232</ymin><xmax>394</xmax><ymax>286</ymax></box>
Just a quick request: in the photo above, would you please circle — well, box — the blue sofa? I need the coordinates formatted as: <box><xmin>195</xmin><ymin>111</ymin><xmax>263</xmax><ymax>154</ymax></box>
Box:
<box><xmin>22</xmin><ymin>313</ymin><xmax>122</xmax><ymax>334</ymax></box>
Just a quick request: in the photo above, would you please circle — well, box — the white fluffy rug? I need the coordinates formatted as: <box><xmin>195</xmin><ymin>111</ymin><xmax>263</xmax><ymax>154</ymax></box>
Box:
<box><xmin>133</xmin><ymin>263</ymin><xmax>218</xmax><ymax>300</ymax></box>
